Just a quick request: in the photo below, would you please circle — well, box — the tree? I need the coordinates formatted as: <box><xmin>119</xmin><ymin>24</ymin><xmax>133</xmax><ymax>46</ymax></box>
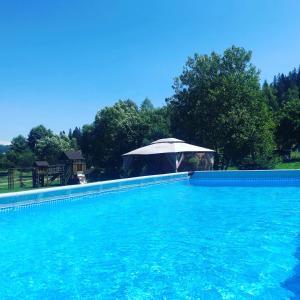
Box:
<box><xmin>139</xmin><ymin>105</ymin><xmax>171</xmax><ymax>145</ymax></box>
<box><xmin>85</xmin><ymin>100</ymin><xmax>142</xmax><ymax>178</ymax></box>
<box><xmin>262</xmin><ymin>81</ymin><xmax>279</xmax><ymax>112</ymax></box>
<box><xmin>28</xmin><ymin>125</ymin><xmax>53</xmax><ymax>151</ymax></box>
<box><xmin>0</xmin><ymin>153</ymin><xmax>14</xmax><ymax>169</ymax></box>
<box><xmin>167</xmin><ymin>46</ymin><xmax>275</xmax><ymax>169</ymax></box>
<box><xmin>71</xmin><ymin>127</ymin><xmax>82</xmax><ymax>147</ymax></box>
<box><xmin>272</xmin><ymin>66</ymin><xmax>300</xmax><ymax>107</ymax></box>
<box><xmin>6</xmin><ymin>135</ymin><xmax>36</xmax><ymax>167</ymax></box>
<box><xmin>35</xmin><ymin>135</ymin><xmax>72</xmax><ymax>164</ymax></box>
<box><xmin>140</xmin><ymin>98</ymin><xmax>154</xmax><ymax>112</ymax></box>
<box><xmin>267</xmin><ymin>67</ymin><xmax>300</xmax><ymax>155</ymax></box>
<box><xmin>276</xmin><ymin>98</ymin><xmax>300</xmax><ymax>154</ymax></box>
<box><xmin>68</xmin><ymin>129</ymin><xmax>73</xmax><ymax>140</ymax></box>
<box><xmin>16</xmin><ymin>150</ymin><xmax>36</xmax><ymax>168</ymax></box>
<box><xmin>10</xmin><ymin>135</ymin><xmax>28</xmax><ymax>153</ymax></box>
<box><xmin>81</xmin><ymin>124</ymin><xmax>96</xmax><ymax>166</ymax></box>
<box><xmin>80</xmin><ymin>99</ymin><xmax>171</xmax><ymax>179</ymax></box>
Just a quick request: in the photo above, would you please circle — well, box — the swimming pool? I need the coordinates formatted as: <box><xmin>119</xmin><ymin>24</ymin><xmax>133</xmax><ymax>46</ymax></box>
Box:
<box><xmin>0</xmin><ymin>171</ymin><xmax>300</xmax><ymax>299</ymax></box>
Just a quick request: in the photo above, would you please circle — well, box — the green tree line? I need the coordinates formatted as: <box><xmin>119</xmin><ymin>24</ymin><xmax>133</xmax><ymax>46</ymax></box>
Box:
<box><xmin>0</xmin><ymin>126</ymin><xmax>78</xmax><ymax>168</ymax></box>
<box><xmin>1</xmin><ymin>46</ymin><xmax>299</xmax><ymax>177</ymax></box>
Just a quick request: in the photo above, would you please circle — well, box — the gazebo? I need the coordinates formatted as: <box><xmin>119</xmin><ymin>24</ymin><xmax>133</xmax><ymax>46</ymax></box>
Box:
<box><xmin>122</xmin><ymin>138</ymin><xmax>215</xmax><ymax>176</ymax></box>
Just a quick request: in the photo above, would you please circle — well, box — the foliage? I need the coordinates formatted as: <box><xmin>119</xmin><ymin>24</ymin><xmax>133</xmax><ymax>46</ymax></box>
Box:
<box><xmin>15</xmin><ymin>150</ymin><xmax>36</xmax><ymax>168</ymax></box>
<box><xmin>10</xmin><ymin>135</ymin><xmax>28</xmax><ymax>153</ymax></box>
<box><xmin>167</xmin><ymin>46</ymin><xmax>275</xmax><ymax>169</ymax></box>
<box><xmin>276</xmin><ymin>98</ymin><xmax>300</xmax><ymax>153</ymax></box>
<box><xmin>2</xmin><ymin>125</ymin><xmax>77</xmax><ymax>169</ymax></box>
<box><xmin>290</xmin><ymin>151</ymin><xmax>300</xmax><ymax>161</ymax></box>
<box><xmin>35</xmin><ymin>135</ymin><xmax>72</xmax><ymax>164</ymax></box>
<box><xmin>186</xmin><ymin>156</ymin><xmax>200</xmax><ymax>171</ymax></box>
<box><xmin>238</xmin><ymin>155</ymin><xmax>280</xmax><ymax>170</ymax></box>
<box><xmin>28</xmin><ymin>125</ymin><xmax>53</xmax><ymax>151</ymax></box>
<box><xmin>5</xmin><ymin>135</ymin><xmax>36</xmax><ymax>168</ymax></box>
<box><xmin>263</xmin><ymin>67</ymin><xmax>300</xmax><ymax>156</ymax></box>
<box><xmin>139</xmin><ymin>103</ymin><xmax>171</xmax><ymax>146</ymax></box>
<box><xmin>68</xmin><ymin>127</ymin><xmax>82</xmax><ymax>148</ymax></box>
<box><xmin>80</xmin><ymin>124</ymin><xmax>96</xmax><ymax>166</ymax></box>
<box><xmin>273</xmin><ymin>151</ymin><xmax>300</xmax><ymax>170</ymax></box>
<box><xmin>91</xmin><ymin>100</ymin><xmax>142</xmax><ymax>177</ymax></box>
<box><xmin>272</xmin><ymin>67</ymin><xmax>300</xmax><ymax>107</ymax></box>
<box><xmin>140</xmin><ymin>98</ymin><xmax>154</xmax><ymax>112</ymax></box>
<box><xmin>81</xmin><ymin>99</ymin><xmax>171</xmax><ymax>179</ymax></box>
<box><xmin>0</xmin><ymin>153</ymin><xmax>14</xmax><ymax>169</ymax></box>
<box><xmin>262</xmin><ymin>81</ymin><xmax>279</xmax><ymax>112</ymax></box>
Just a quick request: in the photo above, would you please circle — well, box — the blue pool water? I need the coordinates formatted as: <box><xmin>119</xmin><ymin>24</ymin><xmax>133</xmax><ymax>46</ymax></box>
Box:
<box><xmin>1</xmin><ymin>177</ymin><xmax>300</xmax><ymax>299</ymax></box>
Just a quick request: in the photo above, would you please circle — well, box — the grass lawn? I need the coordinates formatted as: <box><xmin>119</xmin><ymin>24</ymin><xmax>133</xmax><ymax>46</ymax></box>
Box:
<box><xmin>228</xmin><ymin>152</ymin><xmax>300</xmax><ymax>170</ymax></box>
<box><xmin>274</xmin><ymin>161</ymin><xmax>300</xmax><ymax>170</ymax></box>
<box><xmin>273</xmin><ymin>151</ymin><xmax>300</xmax><ymax>169</ymax></box>
<box><xmin>226</xmin><ymin>163</ymin><xmax>300</xmax><ymax>170</ymax></box>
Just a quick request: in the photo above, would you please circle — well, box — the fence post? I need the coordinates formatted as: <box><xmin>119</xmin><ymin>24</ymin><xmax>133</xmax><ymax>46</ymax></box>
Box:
<box><xmin>8</xmin><ymin>169</ymin><xmax>15</xmax><ymax>190</ymax></box>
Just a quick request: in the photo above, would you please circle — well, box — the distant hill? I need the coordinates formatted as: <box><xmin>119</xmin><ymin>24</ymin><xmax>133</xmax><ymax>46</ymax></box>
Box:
<box><xmin>0</xmin><ymin>145</ymin><xmax>10</xmax><ymax>154</ymax></box>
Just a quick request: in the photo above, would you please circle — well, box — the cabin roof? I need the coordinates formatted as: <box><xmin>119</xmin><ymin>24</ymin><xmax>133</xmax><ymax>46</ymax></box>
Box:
<box><xmin>34</xmin><ymin>161</ymin><xmax>49</xmax><ymax>167</ymax></box>
<box><xmin>63</xmin><ymin>150</ymin><xmax>84</xmax><ymax>160</ymax></box>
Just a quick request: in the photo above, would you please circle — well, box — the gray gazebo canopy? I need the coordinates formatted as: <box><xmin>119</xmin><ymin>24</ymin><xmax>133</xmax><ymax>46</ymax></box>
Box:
<box><xmin>122</xmin><ymin>138</ymin><xmax>215</xmax><ymax>173</ymax></box>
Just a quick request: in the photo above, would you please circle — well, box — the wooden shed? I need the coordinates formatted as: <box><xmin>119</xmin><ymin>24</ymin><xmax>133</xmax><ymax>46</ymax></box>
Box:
<box><xmin>62</xmin><ymin>150</ymin><xmax>86</xmax><ymax>174</ymax></box>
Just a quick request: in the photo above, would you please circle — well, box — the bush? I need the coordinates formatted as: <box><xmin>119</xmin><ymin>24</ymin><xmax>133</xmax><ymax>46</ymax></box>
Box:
<box><xmin>187</xmin><ymin>156</ymin><xmax>200</xmax><ymax>171</ymax></box>
<box><xmin>238</xmin><ymin>155</ymin><xmax>281</xmax><ymax>170</ymax></box>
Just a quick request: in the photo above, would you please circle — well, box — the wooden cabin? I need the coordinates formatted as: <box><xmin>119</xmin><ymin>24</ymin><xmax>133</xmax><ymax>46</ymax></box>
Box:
<box><xmin>62</xmin><ymin>150</ymin><xmax>86</xmax><ymax>173</ymax></box>
<box><xmin>61</xmin><ymin>151</ymin><xmax>86</xmax><ymax>185</ymax></box>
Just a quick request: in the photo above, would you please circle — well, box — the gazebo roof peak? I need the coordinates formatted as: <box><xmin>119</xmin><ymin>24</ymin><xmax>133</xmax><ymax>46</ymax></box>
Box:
<box><xmin>151</xmin><ymin>138</ymin><xmax>184</xmax><ymax>144</ymax></box>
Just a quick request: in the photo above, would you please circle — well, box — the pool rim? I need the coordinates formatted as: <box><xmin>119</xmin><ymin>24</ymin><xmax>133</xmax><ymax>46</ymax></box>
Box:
<box><xmin>1</xmin><ymin>169</ymin><xmax>300</xmax><ymax>210</ymax></box>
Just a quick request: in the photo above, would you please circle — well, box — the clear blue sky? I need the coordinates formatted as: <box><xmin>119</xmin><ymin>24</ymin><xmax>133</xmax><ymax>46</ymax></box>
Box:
<box><xmin>1</xmin><ymin>0</ymin><xmax>300</xmax><ymax>144</ymax></box>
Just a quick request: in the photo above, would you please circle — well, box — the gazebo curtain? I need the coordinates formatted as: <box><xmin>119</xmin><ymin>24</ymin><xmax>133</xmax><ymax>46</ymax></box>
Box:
<box><xmin>123</xmin><ymin>151</ymin><xmax>214</xmax><ymax>174</ymax></box>
<box><xmin>122</xmin><ymin>156</ymin><xmax>133</xmax><ymax>172</ymax></box>
<box><xmin>160</xmin><ymin>153</ymin><xmax>185</xmax><ymax>172</ymax></box>
<box><xmin>196</xmin><ymin>152</ymin><xmax>214</xmax><ymax>170</ymax></box>
<box><xmin>165</xmin><ymin>153</ymin><xmax>176</xmax><ymax>172</ymax></box>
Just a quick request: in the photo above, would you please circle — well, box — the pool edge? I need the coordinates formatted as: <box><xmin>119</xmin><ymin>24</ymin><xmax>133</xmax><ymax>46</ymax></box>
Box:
<box><xmin>0</xmin><ymin>172</ymin><xmax>189</xmax><ymax>209</ymax></box>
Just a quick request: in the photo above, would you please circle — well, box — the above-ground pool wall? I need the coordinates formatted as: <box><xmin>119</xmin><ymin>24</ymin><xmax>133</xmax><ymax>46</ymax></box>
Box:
<box><xmin>2</xmin><ymin>169</ymin><xmax>300</xmax><ymax>209</ymax></box>
<box><xmin>190</xmin><ymin>170</ymin><xmax>300</xmax><ymax>185</ymax></box>
<box><xmin>0</xmin><ymin>172</ymin><xmax>189</xmax><ymax>209</ymax></box>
